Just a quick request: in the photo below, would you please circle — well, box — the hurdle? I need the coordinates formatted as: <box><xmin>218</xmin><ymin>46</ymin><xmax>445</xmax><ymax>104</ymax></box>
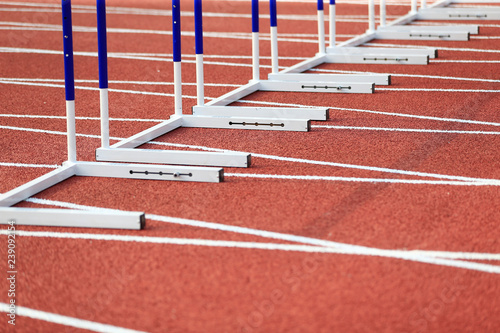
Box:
<box><xmin>375</xmin><ymin>0</ymin><xmax>480</xmax><ymax>40</ymax></box>
<box><xmin>192</xmin><ymin>0</ymin><xmax>375</xmax><ymax>120</ymax></box>
<box><xmin>96</xmin><ymin>0</ymin><xmax>317</xmax><ymax>172</ymax></box>
<box><xmin>416</xmin><ymin>0</ymin><xmax>500</xmax><ymax>20</ymax></box>
<box><xmin>271</xmin><ymin>0</ymin><xmax>436</xmax><ymax>87</ymax></box>
<box><xmin>0</xmin><ymin>0</ymin><xmax>226</xmax><ymax>230</ymax></box>
<box><xmin>323</xmin><ymin>0</ymin><xmax>436</xmax><ymax>60</ymax></box>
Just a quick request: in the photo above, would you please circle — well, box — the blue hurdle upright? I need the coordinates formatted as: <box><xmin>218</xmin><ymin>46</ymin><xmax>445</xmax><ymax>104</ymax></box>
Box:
<box><xmin>0</xmin><ymin>0</ymin><xmax>228</xmax><ymax>229</ymax></box>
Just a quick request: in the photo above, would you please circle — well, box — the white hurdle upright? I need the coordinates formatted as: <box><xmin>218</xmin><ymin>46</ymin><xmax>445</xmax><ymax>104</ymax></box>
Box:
<box><xmin>416</xmin><ymin>0</ymin><xmax>500</xmax><ymax>20</ymax></box>
<box><xmin>192</xmin><ymin>0</ymin><xmax>374</xmax><ymax>121</ymax></box>
<box><xmin>0</xmin><ymin>0</ymin><xmax>226</xmax><ymax>230</ymax></box>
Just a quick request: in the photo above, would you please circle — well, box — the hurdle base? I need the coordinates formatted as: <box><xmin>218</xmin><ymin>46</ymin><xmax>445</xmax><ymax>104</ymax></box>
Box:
<box><xmin>323</xmin><ymin>52</ymin><xmax>429</xmax><ymax>65</ymax></box>
<box><xmin>326</xmin><ymin>46</ymin><xmax>435</xmax><ymax>61</ymax></box>
<box><xmin>193</xmin><ymin>105</ymin><xmax>329</xmax><ymax>121</ymax></box>
<box><xmin>268</xmin><ymin>73</ymin><xmax>391</xmax><ymax>86</ymax></box>
<box><xmin>74</xmin><ymin>161</ymin><xmax>223</xmax><ymax>183</ymax></box>
<box><xmin>379</xmin><ymin>24</ymin><xmax>479</xmax><ymax>35</ymax></box>
<box><xmin>375</xmin><ymin>28</ymin><xmax>470</xmax><ymax>41</ymax></box>
<box><xmin>417</xmin><ymin>7</ymin><xmax>500</xmax><ymax>20</ymax></box>
<box><xmin>0</xmin><ymin>208</ymin><xmax>146</xmax><ymax>230</ymax></box>
<box><xmin>180</xmin><ymin>115</ymin><xmax>311</xmax><ymax>132</ymax></box>
<box><xmin>97</xmin><ymin>147</ymin><xmax>251</xmax><ymax>168</ymax></box>
<box><xmin>260</xmin><ymin>79</ymin><xmax>375</xmax><ymax>94</ymax></box>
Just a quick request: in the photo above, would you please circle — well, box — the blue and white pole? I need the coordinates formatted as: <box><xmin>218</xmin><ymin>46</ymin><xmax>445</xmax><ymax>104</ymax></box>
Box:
<box><xmin>194</xmin><ymin>0</ymin><xmax>204</xmax><ymax>106</ymax></box>
<box><xmin>62</xmin><ymin>0</ymin><xmax>77</xmax><ymax>162</ymax></box>
<box><xmin>251</xmin><ymin>0</ymin><xmax>259</xmax><ymax>81</ymax></box>
<box><xmin>269</xmin><ymin>0</ymin><xmax>279</xmax><ymax>73</ymax></box>
<box><xmin>96</xmin><ymin>0</ymin><xmax>109</xmax><ymax>148</ymax></box>
<box><xmin>329</xmin><ymin>0</ymin><xmax>336</xmax><ymax>48</ymax></box>
<box><xmin>172</xmin><ymin>0</ymin><xmax>182</xmax><ymax>115</ymax></box>
<box><xmin>411</xmin><ymin>0</ymin><xmax>418</xmax><ymax>13</ymax></box>
<box><xmin>317</xmin><ymin>0</ymin><xmax>326</xmax><ymax>53</ymax></box>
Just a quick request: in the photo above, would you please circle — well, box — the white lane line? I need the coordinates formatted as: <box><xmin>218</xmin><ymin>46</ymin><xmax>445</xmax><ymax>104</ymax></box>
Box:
<box><xmin>0</xmin><ymin>77</ymin><xmax>240</xmax><ymax>88</ymax></box>
<box><xmin>1</xmin><ymin>225</ymin><xmax>499</xmax><ymax>275</ymax></box>
<box><xmin>4</xmin><ymin>76</ymin><xmax>500</xmax><ymax>96</ymax></box>
<box><xmin>308</xmin><ymin>68</ymin><xmax>500</xmax><ymax>84</ymax></box>
<box><xmin>0</xmin><ymin>114</ymin><xmax>165</xmax><ymax>122</ymax></box>
<box><xmin>0</xmin><ymin>162</ymin><xmax>60</xmax><ymax>168</ymax></box>
<box><xmin>0</xmin><ymin>6</ymin><xmax>375</xmax><ymax>22</ymax></box>
<box><xmin>0</xmin><ymin>303</ymin><xmax>148</xmax><ymax>333</ymax></box>
<box><xmin>22</xmin><ymin>198</ymin><xmax>500</xmax><ymax>269</ymax></box>
<box><xmin>0</xmin><ymin>49</ymin><xmax>268</xmax><ymax>69</ymax></box>
<box><xmin>2</xmin><ymin>124</ymin><xmax>499</xmax><ymax>184</ymax></box>
<box><xmin>225</xmin><ymin>173</ymin><xmax>500</xmax><ymax>186</ymax></box>
<box><xmin>0</xmin><ymin>80</ymin><xmax>202</xmax><ymax>99</ymax></box>
<box><xmin>313</xmin><ymin>125</ymin><xmax>500</xmax><ymax>135</ymax></box>
<box><xmin>1</xmin><ymin>161</ymin><xmax>498</xmax><ymax>186</ymax></box>
<box><xmin>376</xmin><ymin>88</ymin><xmax>500</xmax><ymax>93</ymax></box>
<box><xmin>0</xmin><ymin>24</ymin><xmax>321</xmax><ymax>44</ymax></box>
<box><xmin>1</xmin><ymin>76</ymin><xmax>500</xmax><ymax>128</ymax></box>
<box><xmin>431</xmin><ymin>59</ymin><xmax>500</xmax><ymax>63</ymax></box>
<box><xmin>409</xmin><ymin>250</ymin><xmax>500</xmax><ymax>261</ymax></box>
<box><xmin>3</xmin><ymin>114</ymin><xmax>500</xmax><ymax>135</ymax></box>
<box><xmin>1</xmin><ymin>47</ymin><xmax>498</xmax><ymax>85</ymax></box>
<box><xmin>2</xmin><ymin>77</ymin><xmax>499</xmax><ymax>94</ymax></box>
<box><xmin>234</xmin><ymin>100</ymin><xmax>500</xmax><ymax>128</ymax></box>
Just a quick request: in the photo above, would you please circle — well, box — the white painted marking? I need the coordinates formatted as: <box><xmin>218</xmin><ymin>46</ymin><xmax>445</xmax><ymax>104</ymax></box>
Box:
<box><xmin>313</xmin><ymin>125</ymin><xmax>500</xmax><ymax>135</ymax></box>
<box><xmin>0</xmin><ymin>228</ymin><xmax>499</xmax><ymax>274</ymax></box>
<box><xmin>0</xmin><ymin>162</ymin><xmax>60</xmax><ymax>168</ymax></box>
<box><xmin>234</xmin><ymin>99</ymin><xmax>500</xmax><ymax>128</ymax></box>
<box><xmin>0</xmin><ymin>303</ymin><xmax>148</xmax><ymax>333</ymax></box>
<box><xmin>225</xmin><ymin>173</ymin><xmax>500</xmax><ymax>186</ymax></box>
<box><xmin>2</xmin><ymin>124</ymin><xmax>499</xmax><ymax>184</ymax></box>
<box><xmin>377</xmin><ymin>88</ymin><xmax>500</xmax><ymax>93</ymax></box>
<box><xmin>365</xmin><ymin>43</ymin><xmax>500</xmax><ymax>54</ymax></box>
<box><xmin>308</xmin><ymin>68</ymin><xmax>500</xmax><ymax>83</ymax></box>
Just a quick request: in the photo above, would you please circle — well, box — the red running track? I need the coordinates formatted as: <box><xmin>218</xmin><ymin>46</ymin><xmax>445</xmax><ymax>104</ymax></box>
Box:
<box><xmin>0</xmin><ymin>0</ymin><xmax>499</xmax><ymax>332</ymax></box>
